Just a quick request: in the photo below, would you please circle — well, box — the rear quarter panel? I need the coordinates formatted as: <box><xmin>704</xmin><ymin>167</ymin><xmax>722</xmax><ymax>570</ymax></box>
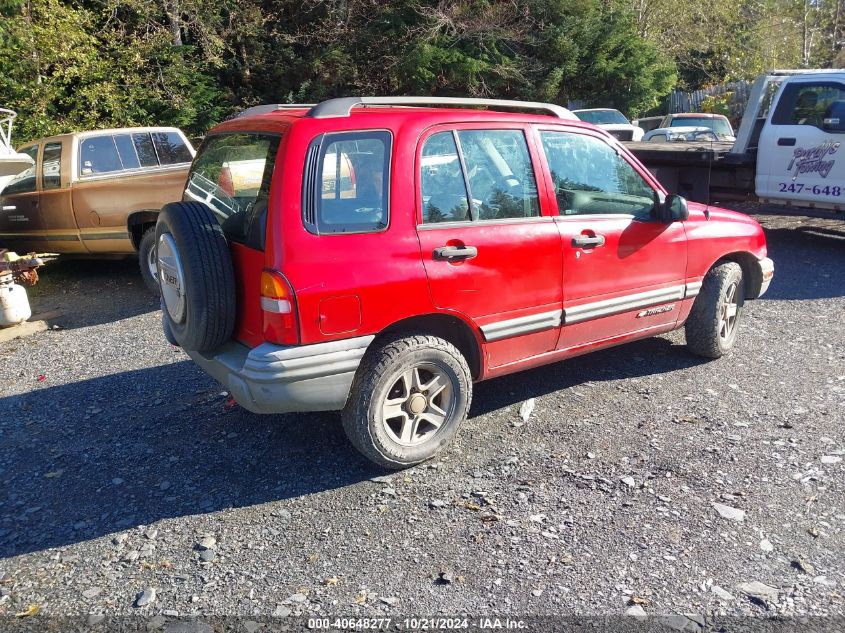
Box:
<box><xmin>71</xmin><ymin>165</ymin><xmax>190</xmax><ymax>253</ymax></box>
<box><xmin>268</xmin><ymin>117</ymin><xmax>439</xmax><ymax>346</ymax></box>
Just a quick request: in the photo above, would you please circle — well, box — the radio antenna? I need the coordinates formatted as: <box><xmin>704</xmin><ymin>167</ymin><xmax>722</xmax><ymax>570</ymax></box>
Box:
<box><xmin>705</xmin><ymin>131</ymin><xmax>713</xmax><ymax>218</ymax></box>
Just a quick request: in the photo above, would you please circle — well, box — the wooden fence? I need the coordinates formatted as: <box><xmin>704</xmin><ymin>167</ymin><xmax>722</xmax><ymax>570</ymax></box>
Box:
<box><xmin>668</xmin><ymin>81</ymin><xmax>753</xmax><ymax>118</ymax></box>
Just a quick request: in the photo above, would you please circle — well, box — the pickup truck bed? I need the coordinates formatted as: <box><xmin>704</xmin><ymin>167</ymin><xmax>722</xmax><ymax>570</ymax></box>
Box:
<box><xmin>624</xmin><ymin>140</ymin><xmax>756</xmax><ymax>203</ymax></box>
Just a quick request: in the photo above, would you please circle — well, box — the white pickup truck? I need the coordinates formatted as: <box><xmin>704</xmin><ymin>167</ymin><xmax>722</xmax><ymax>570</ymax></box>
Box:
<box><xmin>627</xmin><ymin>70</ymin><xmax>845</xmax><ymax>213</ymax></box>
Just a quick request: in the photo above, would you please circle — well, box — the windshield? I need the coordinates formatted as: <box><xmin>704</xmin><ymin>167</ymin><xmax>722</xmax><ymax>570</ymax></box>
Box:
<box><xmin>670</xmin><ymin>117</ymin><xmax>733</xmax><ymax>136</ymax></box>
<box><xmin>575</xmin><ymin>110</ymin><xmax>630</xmax><ymax>125</ymax></box>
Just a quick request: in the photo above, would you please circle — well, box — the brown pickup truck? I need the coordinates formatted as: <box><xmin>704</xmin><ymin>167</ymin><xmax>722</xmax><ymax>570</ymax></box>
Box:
<box><xmin>0</xmin><ymin>127</ymin><xmax>195</xmax><ymax>292</ymax></box>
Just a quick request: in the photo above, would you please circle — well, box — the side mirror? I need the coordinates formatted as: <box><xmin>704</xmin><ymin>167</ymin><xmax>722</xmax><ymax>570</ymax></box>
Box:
<box><xmin>661</xmin><ymin>194</ymin><xmax>689</xmax><ymax>222</ymax></box>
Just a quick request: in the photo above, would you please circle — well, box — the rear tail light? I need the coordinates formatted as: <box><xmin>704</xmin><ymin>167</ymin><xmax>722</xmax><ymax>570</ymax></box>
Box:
<box><xmin>260</xmin><ymin>269</ymin><xmax>299</xmax><ymax>345</ymax></box>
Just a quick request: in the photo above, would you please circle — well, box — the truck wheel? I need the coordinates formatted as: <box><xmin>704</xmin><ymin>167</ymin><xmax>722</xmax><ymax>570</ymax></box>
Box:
<box><xmin>685</xmin><ymin>262</ymin><xmax>744</xmax><ymax>359</ymax></box>
<box><xmin>342</xmin><ymin>334</ymin><xmax>472</xmax><ymax>469</ymax></box>
<box><xmin>155</xmin><ymin>201</ymin><xmax>236</xmax><ymax>352</ymax></box>
<box><xmin>138</xmin><ymin>227</ymin><xmax>159</xmax><ymax>295</ymax></box>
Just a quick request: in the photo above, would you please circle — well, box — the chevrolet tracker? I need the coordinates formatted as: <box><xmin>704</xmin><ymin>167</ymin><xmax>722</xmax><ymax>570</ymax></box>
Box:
<box><xmin>155</xmin><ymin>96</ymin><xmax>774</xmax><ymax>469</ymax></box>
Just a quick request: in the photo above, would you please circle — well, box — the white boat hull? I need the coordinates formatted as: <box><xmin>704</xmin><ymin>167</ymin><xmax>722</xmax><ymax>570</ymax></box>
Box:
<box><xmin>0</xmin><ymin>154</ymin><xmax>34</xmax><ymax>177</ymax></box>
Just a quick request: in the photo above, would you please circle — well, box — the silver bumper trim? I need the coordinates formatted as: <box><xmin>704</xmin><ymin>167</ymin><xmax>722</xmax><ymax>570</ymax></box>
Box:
<box><xmin>187</xmin><ymin>334</ymin><xmax>375</xmax><ymax>414</ymax></box>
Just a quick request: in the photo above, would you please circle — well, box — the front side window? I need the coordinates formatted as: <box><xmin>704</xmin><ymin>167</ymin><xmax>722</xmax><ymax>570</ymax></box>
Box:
<box><xmin>539</xmin><ymin>130</ymin><xmax>656</xmax><ymax>218</ymax></box>
<box><xmin>772</xmin><ymin>82</ymin><xmax>845</xmax><ymax>129</ymax></box>
<box><xmin>3</xmin><ymin>145</ymin><xmax>38</xmax><ymax>195</ymax></box>
<box><xmin>185</xmin><ymin>133</ymin><xmax>280</xmax><ymax>248</ymax></box>
<box><xmin>420</xmin><ymin>128</ymin><xmax>540</xmax><ymax>223</ymax></box>
<box><xmin>304</xmin><ymin>130</ymin><xmax>391</xmax><ymax>234</ymax></box>
<box><xmin>41</xmin><ymin>142</ymin><xmax>62</xmax><ymax>190</ymax></box>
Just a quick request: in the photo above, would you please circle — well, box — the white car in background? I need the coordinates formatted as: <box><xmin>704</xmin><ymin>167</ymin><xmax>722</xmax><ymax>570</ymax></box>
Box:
<box><xmin>571</xmin><ymin>108</ymin><xmax>644</xmax><ymax>141</ymax></box>
<box><xmin>654</xmin><ymin>113</ymin><xmax>736</xmax><ymax>141</ymax></box>
<box><xmin>643</xmin><ymin>126</ymin><xmax>720</xmax><ymax>142</ymax></box>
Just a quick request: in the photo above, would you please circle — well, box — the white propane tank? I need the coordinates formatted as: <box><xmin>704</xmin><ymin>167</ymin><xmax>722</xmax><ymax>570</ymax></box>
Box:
<box><xmin>0</xmin><ymin>274</ymin><xmax>31</xmax><ymax>326</ymax></box>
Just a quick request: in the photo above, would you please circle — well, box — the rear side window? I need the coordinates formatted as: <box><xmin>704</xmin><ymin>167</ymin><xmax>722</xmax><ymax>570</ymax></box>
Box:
<box><xmin>152</xmin><ymin>132</ymin><xmax>192</xmax><ymax>165</ymax></box>
<box><xmin>79</xmin><ymin>131</ymin><xmax>191</xmax><ymax>176</ymax></box>
<box><xmin>303</xmin><ymin>130</ymin><xmax>391</xmax><ymax>234</ymax></box>
<box><xmin>79</xmin><ymin>136</ymin><xmax>122</xmax><ymax>175</ymax></box>
<box><xmin>185</xmin><ymin>133</ymin><xmax>280</xmax><ymax>250</ymax></box>
<box><xmin>114</xmin><ymin>134</ymin><xmax>141</xmax><ymax>170</ymax></box>
<box><xmin>421</xmin><ymin>132</ymin><xmax>470</xmax><ymax>223</ymax></box>
<box><xmin>3</xmin><ymin>145</ymin><xmax>38</xmax><ymax>195</ymax></box>
<box><xmin>133</xmin><ymin>133</ymin><xmax>159</xmax><ymax>167</ymax></box>
<box><xmin>41</xmin><ymin>142</ymin><xmax>62</xmax><ymax>190</ymax></box>
<box><xmin>420</xmin><ymin>129</ymin><xmax>540</xmax><ymax>223</ymax></box>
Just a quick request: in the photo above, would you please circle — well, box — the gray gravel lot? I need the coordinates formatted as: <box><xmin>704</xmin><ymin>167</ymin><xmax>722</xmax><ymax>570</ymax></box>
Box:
<box><xmin>0</xmin><ymin>208</ymin><xmax>843</xmax><ymax>627</ymax></box>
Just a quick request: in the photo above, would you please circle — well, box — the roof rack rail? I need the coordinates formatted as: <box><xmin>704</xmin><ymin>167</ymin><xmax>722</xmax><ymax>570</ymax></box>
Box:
<box><xmin>235</xmin><ymin>103</ymin><xmax>316</xmax><ymax>119</ymax></box>
<box><xmin>306</xmin><ymin>96</ymin><xmax>576</xmax><ymax>120</ymax></box>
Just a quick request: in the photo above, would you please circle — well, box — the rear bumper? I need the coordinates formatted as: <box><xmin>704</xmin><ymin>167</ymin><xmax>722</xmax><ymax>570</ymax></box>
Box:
<box><xmin>755</xmin><ymin>256</ymin><xmax>774</xmax><ymax>298</ymax></box>
<box><xmin>186</xmin><ymin>334</ymin><xmax>374</xmax><ymax>414</ymax></box>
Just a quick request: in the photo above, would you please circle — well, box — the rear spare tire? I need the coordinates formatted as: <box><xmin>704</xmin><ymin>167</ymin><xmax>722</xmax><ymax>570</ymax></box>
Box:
<box><xmin>155</xmin><ymin>201</ymin><xmax>236</xmax><ymax>352</ymax></box>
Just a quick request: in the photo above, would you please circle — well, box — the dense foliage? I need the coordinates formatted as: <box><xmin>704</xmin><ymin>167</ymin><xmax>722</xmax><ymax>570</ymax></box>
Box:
<box><xmin>0</xmin><ymin>0</ymin><xmax>842</xmax><ymax>141</ymax></box>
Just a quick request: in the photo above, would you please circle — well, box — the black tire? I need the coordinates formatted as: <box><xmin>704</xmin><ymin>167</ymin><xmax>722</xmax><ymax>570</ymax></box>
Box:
<box><xmin>685</xmin><ymin>261</ymin><xmax>744</xmax><ymax>359</ymax></box>
<box><xmin>138</xmin><ymin>227</ymin><xmax>160</xmax><ymax>295</ymax></box>
<box><xmin>342</xmin><ymin>334</ymin><xmax>472</xmax><ymax>469</ymax></box>
<box><xmin>161</xmin><ymin>302</ymin><xmax>178</xmax><ymax>346</ymax></box>
<box><xmin>155</xmin><ymin>201</ymin><xmax>236</xmax><ymax>352</ymax></box>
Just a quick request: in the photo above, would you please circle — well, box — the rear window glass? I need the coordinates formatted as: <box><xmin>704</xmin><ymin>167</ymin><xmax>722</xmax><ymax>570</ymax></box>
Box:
<box><xmin>303</xmin><ymin>130</ymin><xmax>391</xmax><ymax>234</ymax></box>
<box><xmin>185</xmin><ymin>133</ymin><xmax>280</xmax><ymax>249</ymax></box>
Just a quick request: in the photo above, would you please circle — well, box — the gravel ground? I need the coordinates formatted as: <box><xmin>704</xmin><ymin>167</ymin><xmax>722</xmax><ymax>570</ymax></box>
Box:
<box><xmin>0</xmin><ymin>207</ymin><xmax>843</xmax><ymax>628</ymax></box>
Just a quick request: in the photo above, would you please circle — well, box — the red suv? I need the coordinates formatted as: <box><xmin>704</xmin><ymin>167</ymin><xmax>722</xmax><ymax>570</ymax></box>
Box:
<box><xmin>155</xmin><ymin>97</ymin><xmax>774</xmax><ymax>468</ymax></box>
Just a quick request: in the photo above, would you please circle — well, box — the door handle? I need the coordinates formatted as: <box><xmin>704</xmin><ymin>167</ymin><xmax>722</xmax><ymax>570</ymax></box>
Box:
<box><xmin>572</xmin><ymin>234</ymin><xmax>605</xmax><ymax>248</ymax></box>
<box><xmin>777</xmin><ymin>137</ymin><xmax>796</xmax><ymax>146</ymax></box>
<box><xmin>433</xmin><ymin>245</ymin><xmax>478</xmax><ymax>261</ymax></box>
<box><xmin>30</xmin><ymin>199</ymin><xmax>39</xmax><ymax>207</ymax></box>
